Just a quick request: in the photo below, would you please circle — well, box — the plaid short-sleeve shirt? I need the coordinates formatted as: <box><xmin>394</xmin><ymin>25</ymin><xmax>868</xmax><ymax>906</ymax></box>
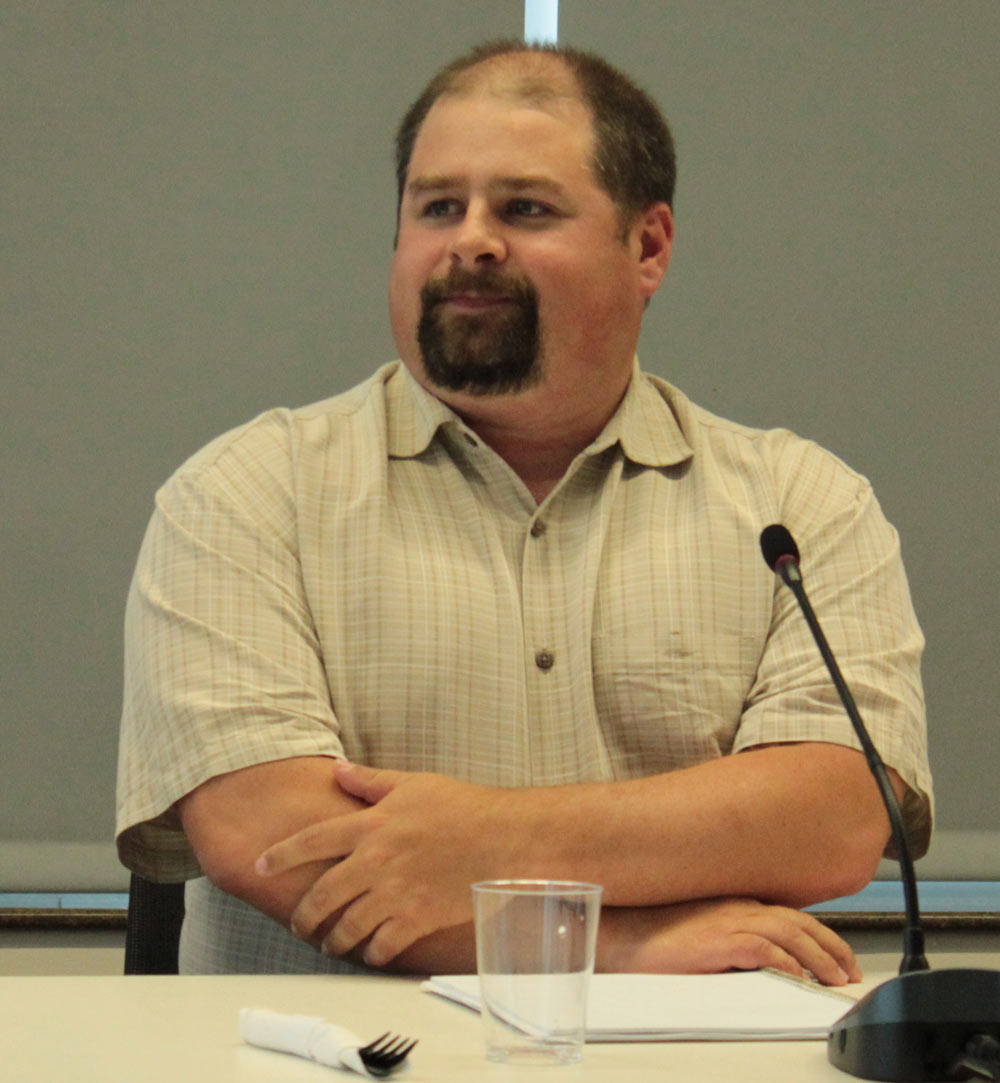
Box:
<box><xmin>116</xmin><ymin>360</ymin><xmax>932</xmax><ymax>882</ymax></box>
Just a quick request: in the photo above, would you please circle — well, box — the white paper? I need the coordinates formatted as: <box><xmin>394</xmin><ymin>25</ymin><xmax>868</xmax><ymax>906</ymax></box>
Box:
<box><xmin>422</xmin><ymin>971</ymin><xmax>854</xmax><ymax>1041</ymax></box>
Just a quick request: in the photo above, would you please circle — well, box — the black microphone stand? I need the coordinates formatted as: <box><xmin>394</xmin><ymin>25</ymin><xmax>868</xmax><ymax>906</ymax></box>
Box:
<box><xmin>761</xmin><ymin>525</ymin><xmax>1000</xmax><ymax>1082</ymax></box>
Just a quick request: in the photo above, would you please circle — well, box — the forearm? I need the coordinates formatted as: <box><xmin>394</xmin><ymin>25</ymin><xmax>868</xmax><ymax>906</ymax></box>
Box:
<box><xmin>375</xmin><ymin>894</ymin><xmax>864</xmax><ymax>985</ymax></box>
<box><xmin>178</xmin><ymin>757</ymin><xmax>355</xmax><ymax>927</ymax></box>
<box><xmin>178</xmin><ymin>756</ymin><xmax>480</xmax><ymax>973</ymax></box>
<box><xmin>191</xmin><ymin>743</ymin><xmax>894</xmax><ymax>970</ymax></box>
<box><xmin>595</xmin><ymin>899</ymin><xmax>861</xmax><ymax>985</ymax></box>
<box><xmin>505</xmin><ymin>743</ymin><xmax>893</xmax><ymax>908</ymax></box>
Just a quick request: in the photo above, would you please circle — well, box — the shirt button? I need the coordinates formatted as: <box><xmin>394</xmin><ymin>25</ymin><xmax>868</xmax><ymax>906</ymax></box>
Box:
<box><xmin>530</xmin><ymin>520</ymin><xmax>546</xmax><ymax>538</ymax></box>
<box><xmin>535</xmin><ymin>649</ymin><xmax>555</xmax><ymax>671</ymax></box>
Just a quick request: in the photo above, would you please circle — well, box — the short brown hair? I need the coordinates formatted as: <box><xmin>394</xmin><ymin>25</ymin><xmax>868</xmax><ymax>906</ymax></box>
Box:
<box><xmin>395</xmin><ymin>40</ymin><xmax>676</xmax><ymax>225</ymax></box>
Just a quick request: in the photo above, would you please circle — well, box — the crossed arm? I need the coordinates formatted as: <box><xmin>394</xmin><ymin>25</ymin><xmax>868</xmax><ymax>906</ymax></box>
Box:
<box><xmin>179</xmin><ymin>742</ymin><xmax>905</xmax><ymax>984</ymax></box>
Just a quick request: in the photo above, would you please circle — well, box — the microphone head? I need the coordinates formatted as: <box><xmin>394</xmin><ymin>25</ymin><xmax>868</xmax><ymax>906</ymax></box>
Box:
<box><xmin>760</xmin><ymin>523</ymin><xmax>800</xmax><ymax>571</ymax></box>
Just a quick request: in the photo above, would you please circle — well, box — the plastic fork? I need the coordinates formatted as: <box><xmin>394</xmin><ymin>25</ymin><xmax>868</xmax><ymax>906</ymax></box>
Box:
<box><xmin>357</xmin><ymin>1032</ymin><xmax>419</xmax><ymax>1076</ymax></box>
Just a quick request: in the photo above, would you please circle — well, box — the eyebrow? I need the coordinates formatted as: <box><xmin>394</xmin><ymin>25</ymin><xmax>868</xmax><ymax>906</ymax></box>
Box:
<box><xmin>405</xmin><ymin>175</ymin><xmax>569</xmax><ymax>198</ymax></box>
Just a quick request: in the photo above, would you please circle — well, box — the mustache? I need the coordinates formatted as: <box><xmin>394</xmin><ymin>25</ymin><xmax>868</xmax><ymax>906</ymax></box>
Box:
<box><xmin>420</xmin><ymin>268</ymin><xmax>536</xmax><ymax>307</ymax></box>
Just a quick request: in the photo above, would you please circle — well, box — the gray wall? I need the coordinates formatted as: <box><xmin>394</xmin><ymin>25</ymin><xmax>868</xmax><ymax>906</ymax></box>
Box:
<box><xmin>2</xmin><ymin>2</ymin><xmax>997</xmax><ymax>889</ymax></box>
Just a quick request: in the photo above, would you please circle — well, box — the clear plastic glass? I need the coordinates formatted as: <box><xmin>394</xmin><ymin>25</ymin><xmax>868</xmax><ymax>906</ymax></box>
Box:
<box><xmin>472</xmin><ymin>879</ymin><xmax>603</xmax><ymax>1065</ymax></box>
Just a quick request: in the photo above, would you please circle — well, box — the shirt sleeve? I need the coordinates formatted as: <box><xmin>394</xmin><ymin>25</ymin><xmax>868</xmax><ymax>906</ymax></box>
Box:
<box><xmin>734</xmin><ymin>430</ymin><xmax>933</xmax><ymax>859</ymax></box>
<box><xmin>115</xmin><ymin>414</ymin><xmax>343</xmax><ymax>881</ymax></box>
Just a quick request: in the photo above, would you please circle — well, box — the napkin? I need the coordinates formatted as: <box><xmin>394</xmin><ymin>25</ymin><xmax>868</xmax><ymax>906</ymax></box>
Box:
<box><xmin>239</xmin><ymin>1007</ymin><xmax>383</xmax><ymax>1077</ymax></box>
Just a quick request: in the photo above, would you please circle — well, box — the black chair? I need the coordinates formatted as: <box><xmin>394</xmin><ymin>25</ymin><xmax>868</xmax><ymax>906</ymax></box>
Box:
<box><xmin>123</xmin><ymin>872</ymin><xmax>186</xmax><ymax>974</ymax></box>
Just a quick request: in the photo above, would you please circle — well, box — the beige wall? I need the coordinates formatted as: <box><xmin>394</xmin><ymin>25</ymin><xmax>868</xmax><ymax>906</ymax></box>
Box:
<box><xmin>0</xmin><ymin>930</ymin><xmax>125</xmax><ymax>975</ymax></box>
<box><xmin>4</xmin><ymin>1</ymin><xmax>998</xmax><ymax>887</ymax></box>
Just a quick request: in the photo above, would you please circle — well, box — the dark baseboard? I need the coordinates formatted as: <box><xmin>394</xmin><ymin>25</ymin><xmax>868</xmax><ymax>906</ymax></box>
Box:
<box><xmin>0</xmin><ymin>908</ymin><xmax>127</xmax><ymax>930</ymax></box>
<box><xmin>818</xmin><ymin>912</ymin><xmax>1000</xmax><ymax>932</ymax></box>
<box><xmin>4</xmin><ymin>908</ymin><xmax>1000</xmax><ymax>933</ymax></box>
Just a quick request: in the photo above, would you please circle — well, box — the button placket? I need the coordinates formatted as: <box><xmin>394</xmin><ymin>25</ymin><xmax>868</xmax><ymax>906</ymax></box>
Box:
<box><xmin>523</xmin><ymin>514</ymin><xmax>556</xmax><ymax>674</ymax></box>
<box><xmin>524</xmin><ymin>509</ymin><xmax>554</xmax><ymax>671</ymax></box>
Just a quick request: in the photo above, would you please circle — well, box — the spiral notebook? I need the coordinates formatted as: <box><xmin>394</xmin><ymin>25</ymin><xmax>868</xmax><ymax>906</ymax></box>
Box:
<box><xmin>422</xmin><ymin>969</ymin><xmax>855</xmax><ymax>1042</ymax></box>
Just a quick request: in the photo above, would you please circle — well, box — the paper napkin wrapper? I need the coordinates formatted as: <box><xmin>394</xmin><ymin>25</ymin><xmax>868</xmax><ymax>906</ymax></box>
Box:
<box><xmin>239</xmin><ymin>1006</ymin><xmax>380</xmax><ymax>1077</ymax></box>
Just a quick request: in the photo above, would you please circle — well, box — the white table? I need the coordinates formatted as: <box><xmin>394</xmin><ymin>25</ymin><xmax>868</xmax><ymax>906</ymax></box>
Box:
<box><xmin>1</xmin><ymin>952</ymin><xmax>996</xmax><ymax>1082</ymax></box>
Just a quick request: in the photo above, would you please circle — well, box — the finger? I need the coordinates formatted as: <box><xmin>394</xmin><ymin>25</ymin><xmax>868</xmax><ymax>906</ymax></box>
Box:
<box><xmin>321</xmin><ymin>892</ymin><xmax>390</xmax><ymax>958</ymax></box>
<box><xmin>332</xmin><ymin>760</ymin><xmax>407</xmax><ymax>804</ymax></box>
<box><xmin>747</xmin><ymin>913</ymin><xmax>851</xmax><ymax>986</ymax></box>
<box><xmin>724</xmin><ymin>932</ymin><xmax>809</xmax><ymax>979</ymax></box>
<box><xmin>770</xmin><ymin>908</ymin><xmax>862</xmax><ymax>983</ymax></box>
<box><xmin>798</xmin><ymin>916</ymin><xmax>862</xmax><ymax>982</ymax></box>
<box><xmin>320</xmin><ymin>888</ymin><xmax>434</xmax><ymax>967</ymax></box>
<box><xmin>255</xmin><ymin>813</ymin><xmax>365</xmax><ymax>877</ymax></box>
<box><xmin>290</xmin><ymin>859</ymin><xmax>371</xmax><ymax>939</ymax></box>
<box><xmin>362</xmin><ymin>915</ymin><xmax>423</xmax><ymax>968</ymax></box>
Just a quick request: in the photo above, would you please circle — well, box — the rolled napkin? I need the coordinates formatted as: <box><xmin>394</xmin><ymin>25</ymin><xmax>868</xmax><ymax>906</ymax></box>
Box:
<box><xmin>239</xmin><ymin>1007</ymin><xmax>379</xmax><ymax>1077</ymax></box>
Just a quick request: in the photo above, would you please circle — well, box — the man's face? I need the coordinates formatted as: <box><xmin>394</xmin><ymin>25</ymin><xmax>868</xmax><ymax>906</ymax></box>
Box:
<box><xmin>389</xmin><ymin>84</ymin><xmax>657</xmax><ymax>407</ymax></box>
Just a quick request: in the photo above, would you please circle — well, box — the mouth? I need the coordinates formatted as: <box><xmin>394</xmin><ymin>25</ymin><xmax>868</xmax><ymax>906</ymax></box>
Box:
<box><xmin>421</xmin><ymin>271</ymin><xmax>534</xmax><ymax>318</ymax></box>
<box><xmin>442</xmin><ymin>294</ymin><xmax>513</xmax><ymax>311</ymax></box>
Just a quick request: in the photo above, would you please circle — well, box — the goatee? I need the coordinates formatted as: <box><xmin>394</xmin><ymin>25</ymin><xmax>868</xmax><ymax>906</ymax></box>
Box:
<box><xmin>417</xmin><ymin>267</ymin><xmax>541</xmax><ymax>395</ymax></box>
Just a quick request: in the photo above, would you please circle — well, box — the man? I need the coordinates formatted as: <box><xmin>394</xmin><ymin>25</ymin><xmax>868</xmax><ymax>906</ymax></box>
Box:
<box><xmin>116</xmin><ymin>41</ymin><xmax>932</xmax><ymax>982</ymax></box>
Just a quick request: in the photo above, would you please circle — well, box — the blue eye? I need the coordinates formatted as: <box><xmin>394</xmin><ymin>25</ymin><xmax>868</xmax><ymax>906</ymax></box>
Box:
<box><xmin>508</xmin><ymin>199</ymin><xmax>549</xmax><ymax>218</ymax></box>
<box><xmin>422</xmin><ymin>199</ymin><xmax>461</xmax><ymax>218</ymax></box>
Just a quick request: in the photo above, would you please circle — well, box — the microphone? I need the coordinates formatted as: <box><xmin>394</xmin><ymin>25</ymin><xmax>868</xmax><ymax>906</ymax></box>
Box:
<box><xmin>760</xmin><ymin>524</ymin><xmax>1000</xmax><ymax>1081</ymax></box>
<box><xmin>760</xmin><ymin>524</ymin><xmax>927</xmax><ymax>973</ymax></box>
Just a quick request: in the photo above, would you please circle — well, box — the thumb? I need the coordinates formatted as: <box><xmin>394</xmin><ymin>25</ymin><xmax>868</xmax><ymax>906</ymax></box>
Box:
<box><xmin>332</xmin><ymin>759</ymin><xmax>405</xmax><ymax>804</ymax></box>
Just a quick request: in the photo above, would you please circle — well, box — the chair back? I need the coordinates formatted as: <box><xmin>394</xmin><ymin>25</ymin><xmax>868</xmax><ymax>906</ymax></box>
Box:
<box><xmin>123</xmin><ymin>872</ymin><xmax>185</xmax><ymax>974</ymax></box>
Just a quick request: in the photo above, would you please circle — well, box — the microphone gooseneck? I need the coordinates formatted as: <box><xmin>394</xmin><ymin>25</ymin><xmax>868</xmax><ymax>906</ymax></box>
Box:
<box><xmin>760</xmin><ymin>524</ymin><xmax>1000</xmax><ymax>1082</ymax></box>
<box><xmin>758</xmin><ymin>523</ymin><xmax>927</xmax><ymax>974</ymax></box>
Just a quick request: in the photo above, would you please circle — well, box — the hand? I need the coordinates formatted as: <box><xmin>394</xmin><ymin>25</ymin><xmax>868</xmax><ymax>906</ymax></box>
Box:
<box><xmin>255</xmin><ymin>761</ymin><xmax>520</xmax><ymax>966</ymax></box>
<box><xmin>599</xmin><ymin>897</ymin><xmax>861</xmax><ymax>986</ymax></box>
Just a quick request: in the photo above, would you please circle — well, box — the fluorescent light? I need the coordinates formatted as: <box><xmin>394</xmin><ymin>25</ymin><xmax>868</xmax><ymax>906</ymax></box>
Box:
<box><xmin>524</xmin><ymin>0</ymin><xmax>558</xmax><ymax>44</ymax></box>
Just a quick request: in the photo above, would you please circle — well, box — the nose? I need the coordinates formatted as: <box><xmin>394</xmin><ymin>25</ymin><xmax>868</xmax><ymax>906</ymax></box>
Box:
<box><xmin>449</xmin><ymin>203</ymin><xmax>507</xmax><ymax>266</ymax></box>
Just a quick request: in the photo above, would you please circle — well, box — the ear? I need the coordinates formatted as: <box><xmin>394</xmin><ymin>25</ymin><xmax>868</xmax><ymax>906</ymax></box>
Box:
<box><xmin>633</xmin><ymin>203</ymin><xmax>674</xmax><ymax>300</ymax></box>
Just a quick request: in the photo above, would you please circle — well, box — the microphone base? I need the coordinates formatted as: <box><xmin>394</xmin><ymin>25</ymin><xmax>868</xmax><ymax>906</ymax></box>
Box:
<box><xmin>828</xmin><ymin>967</ymin><xmax>1000</xmax><ymax>1080</ymax></box>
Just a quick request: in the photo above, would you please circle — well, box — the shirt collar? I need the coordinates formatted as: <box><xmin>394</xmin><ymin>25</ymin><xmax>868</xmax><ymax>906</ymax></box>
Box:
<box><xmin>585</xmin><ymin>360</ymin><xmax>693</xmax><ymax>468</ymax></box>
<box><xmin>385</xmin><ymin>363</ymin><xmax>465</xmax><ymax>458</ymax></box>
<box><xmin>384</xmin><ymin>358</ymin><xmax>694</xmax><ymax>468</ymax></box>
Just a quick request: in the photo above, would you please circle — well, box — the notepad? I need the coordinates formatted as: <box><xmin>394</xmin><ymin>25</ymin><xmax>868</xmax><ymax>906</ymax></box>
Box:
<box><xmin>422</xmin><ymin>970</ymin><xmax>856</xmax><ymax>1041</ymax></box>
